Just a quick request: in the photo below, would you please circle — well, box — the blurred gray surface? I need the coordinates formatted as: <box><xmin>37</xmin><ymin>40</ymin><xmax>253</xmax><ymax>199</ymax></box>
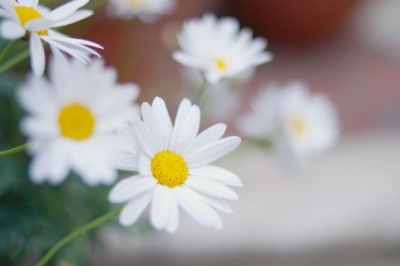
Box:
<box><xmin>91</xmin><ymin>130</ymin><xmax>400</xmax><ymax>265</ymax></box>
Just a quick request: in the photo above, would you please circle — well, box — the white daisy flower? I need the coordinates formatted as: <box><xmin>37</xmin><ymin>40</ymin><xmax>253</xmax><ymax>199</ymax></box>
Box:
<box><xmin>173</xmin><ymin>13</ymin><xmax>273</xmax><ymax>84</ymax></box>
<box><xmin>109</xmin><ymin>97</ymin><xmax>242</xmax><ymax>232</ymax></box>
<box><xmin>237</xmin><ymin>81</ymin><xmax>340</xmax><ymax>162</ymax></box>
<box><xmin>17</xmin><ymin>56</ymin><xmax>140</xmax><ymax>186</ymax></box>
<box><xmin>0</xmin><ymin>0</ymin><xmax>103</xmax><ymax>76</ymax></box>
<box><xmin>107</xmin><ymin>0</ymin><xmax>176</xmax><ymax>22</ymax></box>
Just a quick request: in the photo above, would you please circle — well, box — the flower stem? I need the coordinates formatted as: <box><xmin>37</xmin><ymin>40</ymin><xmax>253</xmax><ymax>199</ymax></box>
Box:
<box><xmin>35</xmin><ymin>207</ymin><xmax>123</xmax><ymax>266</ymax></box>
<box><xmin>193</xmin><ymin>79</ymin><xmax>211</xmax><ymax>108</ymax></box>
<box><xmin>0</xmin><ymin>48</ymin><xmax>30</xmax><ymax>74</ymax></box>
<box><xmin>0</xmin><ymin>143</ymin><xmax>29</xmax><ymax>157</ymax></box>
<box><xmin>0</xmin><ymin>40</ymin><xmax>17</xmax><ymax>64</ymax></box>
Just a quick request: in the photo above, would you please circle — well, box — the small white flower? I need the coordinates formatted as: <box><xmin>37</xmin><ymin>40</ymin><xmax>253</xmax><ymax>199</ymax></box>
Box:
<box><xmin>109</xmin><ymin>97</ymin><xmax>242</xmax><ymax>232</ymax></box>
<box><xmin>237</xmin><ymin>81</ymin><xmax>340</xmax><ymax>163</ymax></box>
<box><xmin>17</xmin><ymin>56</ymin><xmax>140</xmax><ymax>186</ymax></box>
<box><xmin>0</xmin><ymin>0</ymin><xmax>103</xmax><ymax>76</ymax></box>
<box><xmin>173</xmin><ymin>13</ymin><xmax>273</xmax><ymax>84</ymax></box>
<box><xmin>107</xmin><ymin>0</ymin><xmax>176</xmax><ymax>22</ymax></box>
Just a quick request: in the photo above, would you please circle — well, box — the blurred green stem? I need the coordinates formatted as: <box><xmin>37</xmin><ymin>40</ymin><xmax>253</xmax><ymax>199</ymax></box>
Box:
<box><xmin>35</xmin><ymin>207</ymin><xmax>123</xmax><ymax>266</ymax></box>
<box><xmin>0</xmin><ymin>48</ymin><xmax>30</xmax><ymax>74</ymax></box>
<box><xmin>0</xmin><ymin>40</ymin><xmax>17</xmax><ymax>64</ymax></box>
<box><xmin>193</xmin><ymin>79</ymin><xmax>211</xmax><ymax>109</ymax></box>
<box><xmin>0</xmin><ymin>143</ymin><xmax>29</xmax><ymax>157</ymax></box>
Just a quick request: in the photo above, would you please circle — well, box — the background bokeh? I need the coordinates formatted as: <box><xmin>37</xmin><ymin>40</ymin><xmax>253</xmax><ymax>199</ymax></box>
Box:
<box><xmin>87</xmin><ymin>1</ymin><xmax>400</xmax><ymax>265</ymax></box>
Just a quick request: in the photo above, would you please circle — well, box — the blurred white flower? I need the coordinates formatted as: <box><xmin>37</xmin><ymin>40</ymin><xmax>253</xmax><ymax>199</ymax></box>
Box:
<box><xmin>237</xmin><ymin>81</ymin><xmax>340</xmax><ymax>163</ymax></box>
<box><xmin>180</xmin><ymin>68</ymin><xmax>241</xmax><ymax>122</ymax></box>
<box><xmin>17</xmin><ymin>56</ymin><xmax>140</xmax><ymax>186</ymax></box>
<box><xmin>109</xmin><ymin>97</ymin><xmax>242</xmax><ymax>232</ymax></box>
<box><xmin>173</xmin><ymin>13</ymin><xmax>273</xmax><ymax>84</ymax></box>
<box><xmin>0</xmin><ymin>0</ymin><xmax>103</xmax><ymax>76</ymax></box>
<box><xmin>107</xmin><ymin>0</ymin><xmax>176</xmax><ymax>22</ymax></box>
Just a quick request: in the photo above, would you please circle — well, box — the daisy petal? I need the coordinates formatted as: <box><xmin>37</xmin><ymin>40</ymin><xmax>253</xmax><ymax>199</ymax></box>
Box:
<box><xmin>209</xmin><ymin>207</ymin><xmax>223</xmax><ymax>230</ymax></box>
<box><xmin>151</xmin><ymin>97</ymin><xmax>172</xmax><ymax>150</ymax></box>
<box><xmin>49</xmin><ymin>44</ymin><xmax>68</xmax><ymax>64</ymax></box>
<box><xmin>43</xmin><ymin>36</ymin><xmax>92</xmax><ymax>64</ymax></box>
<box><xmin>29</xmin><ymin>141</ymin><xmax>70</xmax><ymax>185</ymax></box>
<box><xmin>141</xmin><ymin>102</ymin><xmax>163</xmax><ymax>149</ymax></box>
<box><xmin>176</xmin><ymin>105</ymin><xmax>200</xmax><ymax>154</ymax></box>
<box><xmin>0</xmin><ymin>0</ymin><xmax>16</xmax><ymax>15</ymax></box>
<box><xmin>45</xmin><ymin>0</ymin><xmax>89</xmax><ymax>22</ymax></box>
<box><xmin>18</xmin><ymin>0</ymin><xmax>37</xmax><ymax>6</ymax></box>
<box><xmin>186</xmin><ymin>136</ymin><xmax>241</xmax><ymax>167</ymax></box>
<box><xmin>29</xmin><ymin>33</ymin><xmax>45</xmax><ymax>76</ymax></box>
<box><xmin>52</xmin><ymin>9</ymin><xmax>93</xmax><ymax>27</ymax></box>
<box><xmin>20</xmin><ymin>117</ymin><xmax>58</xmax><ymax>138</ymax></box>
<box><xmin>45</xmin><ymin>35</ymin><xmax>103</xmax><ymax>49</ymax></box>
<box><xmin>114</xmin><ymin>153</ymin><xmax>138</xmax><ymax>172</ymax></box>
<box><xmin>25</xmin><ymin>18</ymin><xmax>52</xmax><ymax>31</ymax></box>
<box><xmin>108</xmin><ymin>175</ymin><xmax>156</xmax><ymax>203</ymax></box>
<box><xmin>165</xmin><ymin>192</ymin><xmax>179</xmax><ymax>233</ymax></box>
<box><xmin>185</xmin><ymin>176</ymin><xmax>238</xmax><ymax>200</ymax></box>
<box><xmin>194</xmin><ymin>192</ymin><xmax>233</xmax><ymax>214</ymax></box>
<box><xmin>183</xmin><ymin>123</ymin><xmax>226</xmax><ymax>157</ymax></box>
<box><xmin>0</xmin><ymin>20</ymin><xmax>25</xmax><ymax>39</ymax></box>
<box><xmin>150</xmin><ymin>185</ymin><xmax>173</xmax><ymax>230</ymax></box>
<box><xmin>119</xmin><ymin>192</ymin><xmax>152</xmax><ymax>226</ymax></box>
<box><xmin>190</xmin><ymin>165</ymin><xmax>243</xmax><ymax>187</ymax></box>
<box><xmin>175</xmin><ymin>186</ymin><xmax>213</xmax><ymax>227</ymax></box>
<box><xmin>36</xmin><ymin>5</ymin><xmax>50</xmax><ymax>15</ymax></box>
<box><xmin>172</xmin><ymin>52</ymin><xmax>210</xmax><ymax>69</ymax></box>
<box><xmin>170</xmin><ymin>99</ymin><xmax>200</xmax><ymax>152</ymax></box>
<box><xmin>0</xmin><ymin>8</ymin><xmax>10</xmax><ymax>20</ymax></box>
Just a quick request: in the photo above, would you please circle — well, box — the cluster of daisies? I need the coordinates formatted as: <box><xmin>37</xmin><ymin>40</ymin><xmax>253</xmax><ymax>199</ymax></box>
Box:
<box><xmin>0</xmin><ymin>0</ymin><xmax>339</xmax><ymax>232</ymax></box>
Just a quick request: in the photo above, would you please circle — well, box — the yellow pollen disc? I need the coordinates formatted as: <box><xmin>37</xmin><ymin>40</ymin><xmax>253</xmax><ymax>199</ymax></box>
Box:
<box><xmin>127</xmin><ymin>0</ymin><xmax>143</xmax><ymax>7</ymax></box>
<box><xmin>151</xmin><ymin>151</ymin><xmax>189</xmax><ymax>188</ymax></box>
<box><xmin>58</xmin><ymin>103</ymin><xmax>95</xmax><ymax>141</ymax></box>
<box><xmin>286</xmin><ymin>115</ymin><xmax>306</xmax><ymax>138</ymax></box>
<box><xmin>14</xmin><ymin>6</ymin><xmax>48</xmax><ymax>36</ymax></box>
<box><xmin>214</xmin><ymin>57</ymin><xmax>227</xmax><ymax>71</ymax></box>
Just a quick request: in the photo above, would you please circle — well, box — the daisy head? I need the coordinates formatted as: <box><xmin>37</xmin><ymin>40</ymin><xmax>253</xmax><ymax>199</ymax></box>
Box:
<box><xmin>109</xmin><ymin>97</ymin><xmax>242</xmax><ymax>232</ymax></box>
<box><xmin>107</xmin><ymin>0</ymin><xmax>176</xmax><ymax>22</ymax></box>
<box><xmin>237</xmin><ymin>81</ymin><xmax>340</xmax><ymax>162</ymax></box>
<box><xmin>0</xmin><ymin>0</ymin><xmax>103</xmax><ymax>76</ymax></box>
<box><xmin>17</xmin><ymin>56</ymin><xmax>140</xmax><ymax>186</ymax></box>
<box><xmin>173</xmin><ymin>13</ymin><xmax>273</xmax><ymax>84</ymax></box>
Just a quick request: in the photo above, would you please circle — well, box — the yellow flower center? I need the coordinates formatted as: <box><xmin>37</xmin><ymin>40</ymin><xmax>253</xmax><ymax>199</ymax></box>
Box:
<box><xmin>214</xmin><ymin>57</ymin><xmax>227</xmax><ymax>71</ymax></box>
<box><xmin>14</xmin><ymin>6</ymin><xmax>48</xmax><ymax>36</ymax></box>
<box><xmin>286</xmin><ymin>115</ymin><xmax>306</xmax><ymax>138</ymax></box>
<box><xmin>151</xmin><ymin>151</ymin><xmax>189</xmax><ymax>188</ymax></box>
<box><xmin>126</xmin><ymin>0</ymin><xmax>143</xmax><ymax>7</ymax></box>
<box><xmin>58</xmin><ymin>103</ymin><xmax>95</xmax><ymax>141</ymax></box>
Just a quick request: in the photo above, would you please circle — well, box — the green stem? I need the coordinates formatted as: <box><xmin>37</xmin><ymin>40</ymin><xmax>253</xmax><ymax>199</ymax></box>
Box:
<box><xmin>35</xmin><ymin>207</ymin><xmax>123</xmax><ymax>266</ymax></box>
<box><xmin>0</xmin><ymin>40</ymin><xmax>17</xmax><ymax>64</ymax></box>
<box><xmin>193</xmin><ymin>79</ymin><xmax>211</xmax><ymax>108</ymax></box>
<box><xmin>0</xmin><ymin>48</ymin><xmax>30</xmax><ymax>74</ymax></box>
<box><xmin>0</xmin><ymin>143</ymin><xmax>29</xmax><ymax>157</ymax></box>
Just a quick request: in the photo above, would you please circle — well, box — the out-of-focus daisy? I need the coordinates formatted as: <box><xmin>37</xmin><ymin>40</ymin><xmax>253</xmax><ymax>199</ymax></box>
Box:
<box><xmin>0</xmin><ymin>0</ymin><xmax>103</xmax><ymax>76</ymax></box>
<box><xmin>180</xmin><ymin>67</ymin><xmax>248</xmax><ymax>122</ymax></box>
<box><xmin>17</xmin><ymin>56</ymin><xmax>140</xmax><ymax>186</ymax></box>
<box><xmin>237</xmin><ymin>81</ymin><xmax>340</xmax><ymax>163</ymax></box>
<box><xmin>109</xmin><ymin>97</ymin><xmax>242</xmax><ymax>232</ymax></box>
<box><xmin>173</xmin><ymin>13</ymin><xmax>273</xmax><ymax>84</ymax></box>
<box><xmin>107</xmin><ymin>0</ymin><xmax>176</xmax><ymax>22</ymax></box>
